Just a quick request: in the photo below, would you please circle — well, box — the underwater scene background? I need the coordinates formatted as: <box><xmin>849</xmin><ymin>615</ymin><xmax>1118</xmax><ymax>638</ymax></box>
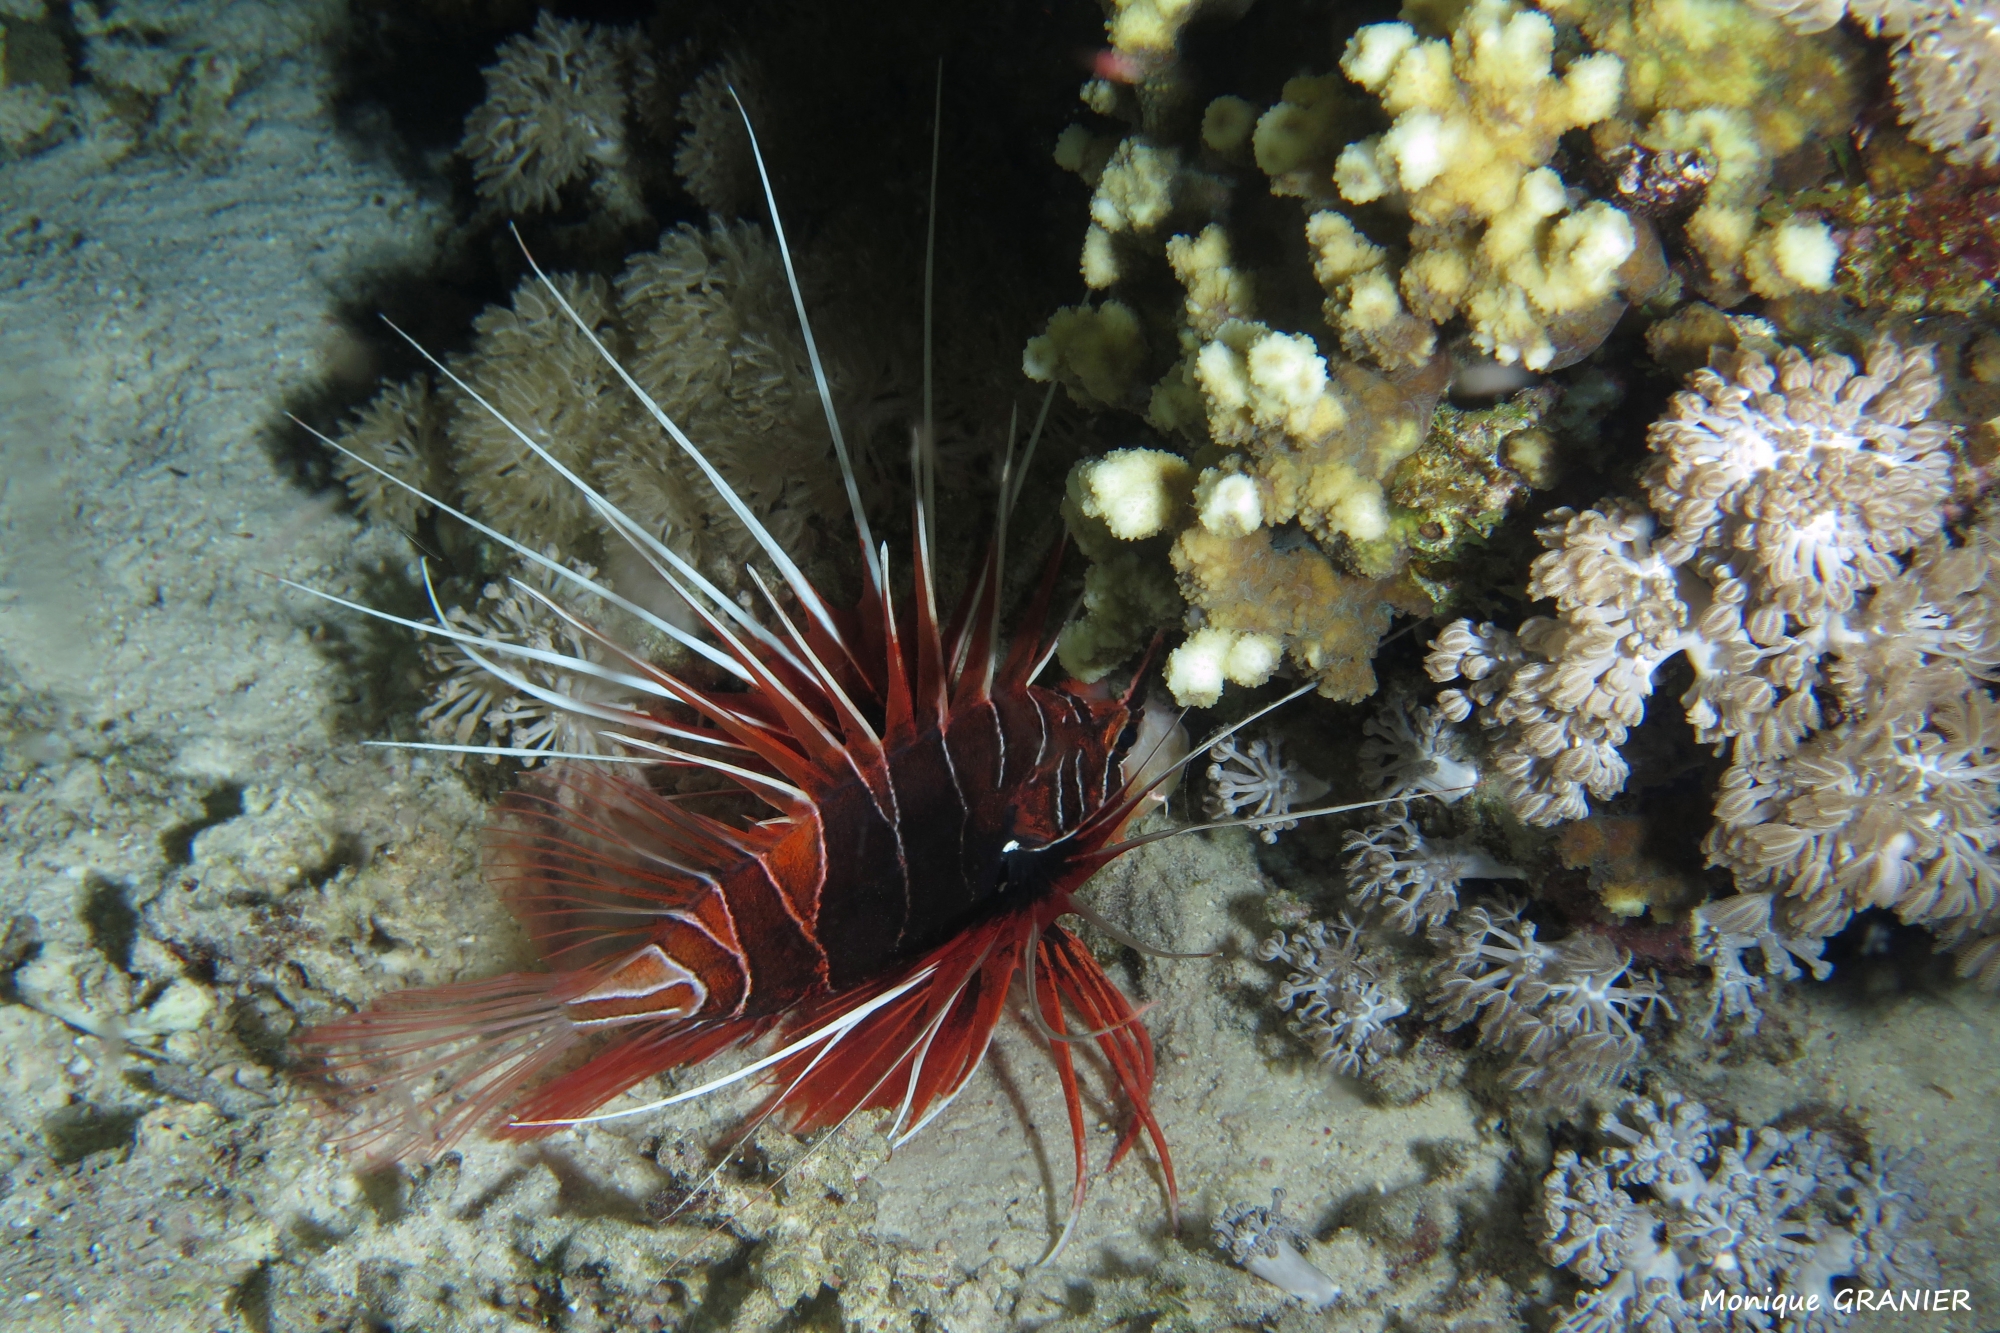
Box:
<box><xmin>0</xmin><ymin>0</ymin><xmax>1995</xmax><ymax>1328</ymax></box>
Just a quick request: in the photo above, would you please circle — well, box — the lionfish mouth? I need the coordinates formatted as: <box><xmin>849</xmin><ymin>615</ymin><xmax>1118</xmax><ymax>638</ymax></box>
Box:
<box><xmin>283</xmin><ymin>84</ymin><xmax>1376</xmax><ymax>1261</ymax></box>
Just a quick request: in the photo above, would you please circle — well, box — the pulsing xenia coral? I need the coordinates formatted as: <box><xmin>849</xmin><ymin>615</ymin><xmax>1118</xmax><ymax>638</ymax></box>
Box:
<box><xmin>461</xmin><ymin>12</ymin><xmax>656</xmax><ymax>226</ymax></box>
<box><xmin>1749</xmin><ymin>0</ymin><xmax>2000</xmax><ymax>168</ymax></box>
<box><xmin>1256</xmin><ymin>916</ymin><xmax>1408</xmax><ymax>1078</ymax></box>
<box><xmin>1213</xmin><ymin>1189</ymin><xmax>1342</xmax><ymax>1308</ymax></box>
<box><xmin>1357</xmin><ymin>694</ymin><xmax>1480</xmax><ymax>805</ymax></box>
<box><xmin>1431</xmin><ymin>904</ymin><xmax>1671</xmax><ymax>1102</ymax></box>
<box><xmin>1688</xmin><ymin>891</ymin><xmax>1831</xmax><ymax>1035</ymax></box>
<box><xmin>1205</xmin><ymin>733</ymin><xmax>1329</xmax><ymax>843</ymax></box>
<box><xmin>1342</xmin><ymin>808</ymin><xmax>1524</xmax><ymax>934</ymax></box>
<box><xmin>1428</xmin><ymin>335</ymin><xmax>2000</xmax><ymax>973</ymax></box>
<box><xmin>1542</xmin><ymin>1093</ymin><xmax>1938</xmax><ymax>1333</ymax></box>
<box><xmin>417</xmin><ymin>559</ymin><xmax>642</xmax><ymax>765</ymax></box>
<box><xmin>333</xmin><ymin>220</ymin><xmax>851</xmax><ymax>595</ymax></box>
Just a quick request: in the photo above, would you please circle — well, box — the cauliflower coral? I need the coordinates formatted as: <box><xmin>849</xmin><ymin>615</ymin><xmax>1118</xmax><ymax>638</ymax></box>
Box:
<box><xmin>1325</xmin><ymin>0</ymin><xmax>1641</xmax><ymax>371</ymax></box>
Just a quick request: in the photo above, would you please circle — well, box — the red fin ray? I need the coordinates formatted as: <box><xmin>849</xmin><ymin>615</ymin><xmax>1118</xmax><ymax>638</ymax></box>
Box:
<box><xmin>758</xmin><ymin>912</ymin><xmax>1023</xmax><ymax>1138</ymax></box>
<box><xmin>997</xmin><ymin>533</ymin><xmax>1069</xmax><ymax>691</ymax></box>
<box><xmin>487</xmin><ymin>772</ymin><xmax>760</xmax><ymax>970</ymax></box>
<box><xmin>876</xmin><ymin>572</ymin><xmax>921</xmax><ymax>747</ymax></box>
<box><xmin>734</xmin><ymin>905</ymin><xmax>1171</xmax><ymax>1229</ymax></box>
<box><xmin>1040</xmin><ymin>925</ymin><xmax>1173</xmax><ymax>1215</ymax></box>
<box><xmin>498</xmin><ymin>1012</ymin><xmax>776</xmax><ymax>1140</ymax></box>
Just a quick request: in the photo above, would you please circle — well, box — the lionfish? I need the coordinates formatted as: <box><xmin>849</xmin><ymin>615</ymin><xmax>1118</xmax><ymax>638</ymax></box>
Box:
<box><xmin>289</xmin><ymin>99</ymin><xmax>1334</xmax><ymax>1250</ymax></box>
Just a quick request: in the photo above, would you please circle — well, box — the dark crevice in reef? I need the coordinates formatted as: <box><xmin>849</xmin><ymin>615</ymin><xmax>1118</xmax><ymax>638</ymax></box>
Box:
<box><xmin>158</xmin><ymin>781</ymin><xmax>245</xmax><ymax>867</ymax></box>
<box><xmin>230</xmin><ymin>1263</ymin><xmax>275</xmax><ymax>1333</ymax></box>
<box><xmin>228</xmin><ymin>986</ymin><xmax>301</xmax><ymax>1071</ymax></box>
<box><xmin>80</xmin><ymin>873</ymin><xmax>140</xmax><ymax>974</ymax></box>
<box><xmin>0</xmin><ymin>914</ymin><xmax>43</xmax><ymax>1004</ymax></box>
<box><xmin>43</xmin><ymin>1101</ymin><xmax>143</xmax><ymax>1165</ymax></box>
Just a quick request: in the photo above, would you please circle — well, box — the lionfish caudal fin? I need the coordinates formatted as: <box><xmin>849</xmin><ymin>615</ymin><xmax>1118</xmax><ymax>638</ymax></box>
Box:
<box><xmin>287</xmin><ymin>74</ymin><xmax>1405</xmax><ymax>1236</ymax></box>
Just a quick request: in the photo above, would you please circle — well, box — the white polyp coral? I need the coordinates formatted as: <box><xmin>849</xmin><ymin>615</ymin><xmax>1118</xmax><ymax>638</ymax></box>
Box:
<box><xmin>1743</xmin><ymin>216</ymin><xmax>1840</xmax><ymax>298</ymax></box>
<box><xmin>1256</xmin><ymin>917</ymin><xmax>1407</xmax><ymax>1077</ymax></box>
<box><xmin>1689</xmin><ymin>892</ymin><xmax>1831</xmax><ymax>1035</ymax></box>
<box><xmin>1542</xmin><ymin>1093</ymin><xmax>1939</xmax><ymax>1333</ymax></box>
<box><xmin>1342</xmin><ymin>810</ymin><xmax>1523</xmax><ymax>933</ymax></box>
<box><xmin>1193</xmin><ymin>467</ymin><xmax>1264</xmax><ymax>537</ymax></box>
<box><xmin>1425</xmin><ymin>336</ymin><xmax>1997</xmax><ymax>964</ymax></box>
<box><xmin>1430</xmin><ymin>903</ymin><xmax>1671</xmax><ymax>1101</ymax></box>
<box><xmin>1205</xmin><ymin>734</ymin><xmax>1329</xmax><ymax>842</ymax></box>
<box><xmin>1164</xmin><ymin>627</ymin><xmax>1282</xmax><ymax>707</ymax></box>
<box><xmin>1089</xmin><ymin>138</ymin><xmax>1181</xmax><ymax>234</ymax></box>
<box><xmin>1194</xmin><ymin>325</ymin><xmax>1350</xmax><ymax>451</ymax></box>
<box><xmin>1213</xmin><ymin>1189</ymin><xmax>1341</xmax><ymax>1309</ymax></box>
<box><xmin>607</xmin><ymin>221</ymin><xmax>853</xmax><ymax>584</ymax></box>
<box><xmin>1305</xmin><ymin>210</ymin><xmax>1438</xmax><ymax>370</ymax></box>
<box><xmin>1358</xmin><ymin>693</ymin><xmax>1481</xmax><ymax>804</ymax></box>
<box><xmin>1023</xmin><ymin>300</ymin><xmax>1148</xmax><ymax>408</ymax></box>
<box><xmin>672</xmin><ymin>54</ymin><xmax>759</xmax><ymax>218</ymax></box>
<box><xmin>1325</xmin><ymin>0</ymin><xmax>1636</xmax><ymax>370</ymax></box>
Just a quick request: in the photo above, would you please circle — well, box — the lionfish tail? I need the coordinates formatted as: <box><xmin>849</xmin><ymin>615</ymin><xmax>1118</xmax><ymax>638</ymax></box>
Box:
<box><xmin>294</xmin><ymin>971</ymin><xmax>585</xmax><ymax>1163</ymax></box>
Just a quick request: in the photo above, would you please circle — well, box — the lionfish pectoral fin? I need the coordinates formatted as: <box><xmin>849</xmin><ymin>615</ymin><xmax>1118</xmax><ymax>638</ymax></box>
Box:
<box><xmin>483</xmin><ymin>768</ymin><xmax>753</xmax><ymax>974</ymax></box>
<box><xmin>1033</xmin><ymin>923</ymin><xmax>1178</xmax><ymax>1253</ymax></box>
<box><xmin>497</xmin><ymin>1012</ymin><xmax>776</xmax><ymax>1140</ymax></box>
<box><xmin>294</xmin><ymin>971</ymin><xmax>583</xmax><ymax>1164</ymax></box>
<box><xmin>760</xmin><ymin>915</ymin><xmax>1021</xmax><ymax>1143</ymax></box>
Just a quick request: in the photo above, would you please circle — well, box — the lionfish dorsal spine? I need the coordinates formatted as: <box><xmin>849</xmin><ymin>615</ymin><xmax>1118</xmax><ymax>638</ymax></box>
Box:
<box><xmin>728</xmin><ymin>83</ymin><xmax>882</xmax><ymax>601</ymax></box>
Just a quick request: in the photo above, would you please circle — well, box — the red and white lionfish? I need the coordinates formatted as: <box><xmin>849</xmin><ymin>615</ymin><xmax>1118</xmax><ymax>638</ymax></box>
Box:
<box><xmin>289</xmin><ymin>101</ymin><xmax>1336</xmax><ymax>1250</ymax></box>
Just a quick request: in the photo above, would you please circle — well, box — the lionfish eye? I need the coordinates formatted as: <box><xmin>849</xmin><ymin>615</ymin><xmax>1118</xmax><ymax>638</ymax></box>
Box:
<box><xmin>1000</xmin><ymin>837</ymin><xmax>1052</xmax><ymax>894</ymax></box>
